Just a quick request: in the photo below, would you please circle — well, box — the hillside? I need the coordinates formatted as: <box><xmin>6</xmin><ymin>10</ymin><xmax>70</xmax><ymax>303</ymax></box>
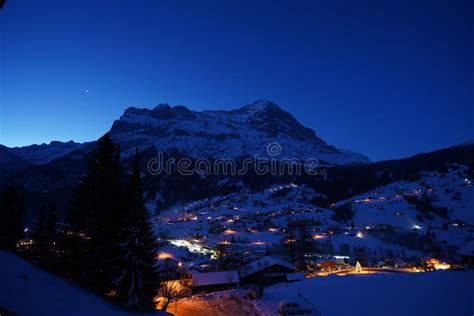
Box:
<box><xmin>0</xmin><ymin>251</ymin><xmax>169</xmax><ymax>316</ymax></box>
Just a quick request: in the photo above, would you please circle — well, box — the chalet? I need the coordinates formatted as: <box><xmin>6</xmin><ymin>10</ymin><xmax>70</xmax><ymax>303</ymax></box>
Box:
<box><xmin>425</xmin><ymin>258</ymin><xmax>450</xmax><ymax>271</ymax></box>
<box><xmin>317</xmin><ymin>258</ymin><xmax>347</xmax><ymax>272</ymax></box>
<box><xmin>458</xmin><ymin>240</ymin><xmax>474</xmax><ymax>266</ymax></box>
<box><xmin>317</xmin><ymin>260</ymin><xmax>337</xmax><ymax>272</ymax></box>
<box><xmin>191</xmin><ymin>270</ymin><xmax>239</xmax><ymax>294</ymax></box>
<box><xmin>239</xmin><ymin>256</ymin><xmax>297</xmax><ymax>284</ymax></box>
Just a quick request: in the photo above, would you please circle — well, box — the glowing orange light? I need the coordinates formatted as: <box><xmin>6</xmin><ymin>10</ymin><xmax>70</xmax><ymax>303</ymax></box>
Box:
<box><xmin>157</xmin><ymin>252</ymin><xmax>173</xmax><ymax>260</ymax></box>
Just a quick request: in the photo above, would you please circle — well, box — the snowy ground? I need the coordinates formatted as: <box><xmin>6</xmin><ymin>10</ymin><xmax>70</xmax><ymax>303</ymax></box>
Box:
<box><xmin>0</xmin><ymin>251</ymin><xmax>169</xmax><ymax>316</ymax></box>
<box><xmin>166</xmin><ymin>290</ymin><xmax>259</xmax><ymax>316</ymax></box>
<box><xmin>256</xmin><ymin>271</ymin><xmax>474</xmax><ymax>316</ymax></box>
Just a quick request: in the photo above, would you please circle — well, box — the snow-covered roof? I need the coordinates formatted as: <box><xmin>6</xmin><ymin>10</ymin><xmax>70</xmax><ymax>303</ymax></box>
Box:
<box><xmin>458</xmin><ymin>240</ymin><xmax>474</xmax><ymax>256</ymax></box>
<box><xmin>316</xmin><ymin>258</ymin><xmax>345</xmax><ymax>264</ymax></box>
<box><xmin>240</xmin><ymin>256</ymin><xmax>296</xmax><ymax>278</ymax></box>
<box><xmin>191</xmin><ymin>270</ymin><xmax>239</xmax><ymax>287</ymax></box>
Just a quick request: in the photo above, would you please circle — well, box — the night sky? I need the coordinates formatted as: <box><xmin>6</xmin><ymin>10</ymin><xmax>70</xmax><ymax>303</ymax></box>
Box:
<box><xmin>1</xmin><ymin>0</ymin><xmax>472</xmax><ymax>161</ymax></box>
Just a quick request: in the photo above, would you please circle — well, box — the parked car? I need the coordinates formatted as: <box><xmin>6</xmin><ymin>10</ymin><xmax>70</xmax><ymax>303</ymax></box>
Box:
<box><xmin>278</xmin><ymin>300</ymin><xmax>313</xmax><ymax>315</ymax></box>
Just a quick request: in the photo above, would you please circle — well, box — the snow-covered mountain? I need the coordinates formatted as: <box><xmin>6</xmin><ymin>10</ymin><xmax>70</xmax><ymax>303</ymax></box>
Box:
<box><xmin>8</xmin><ymin>140</ymin><xmax>84</xmax><ymax>165</ymax></box>
<box><xmin>109</xmin><ymin>100</ymin><xmax>369</xmax><ymax>165</ymax></box>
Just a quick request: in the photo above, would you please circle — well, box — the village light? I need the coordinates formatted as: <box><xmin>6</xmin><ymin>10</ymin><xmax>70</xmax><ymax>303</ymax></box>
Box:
<box><xmin>169</xmin><ymin>239</ymin><xmax>215</xmax><ymax>256</ymax></box>
<box><xmin>158</xmin><ymin>252</ymin><xmax>173</xmax><ymax>260</ymax></box>
<box><xmin>356</xmin><ymin>231</ymin><xmax>364</xmax><ymax>238</ymax></box>
<box><xmin>434</xmin><ymin>262</ymin><xmax>450</xmax><ymax>270</ymax></box>
<box><xmin>413</xmin><ymin>224</ymin><xmax>422</xmax><ymax>230</ymax></box>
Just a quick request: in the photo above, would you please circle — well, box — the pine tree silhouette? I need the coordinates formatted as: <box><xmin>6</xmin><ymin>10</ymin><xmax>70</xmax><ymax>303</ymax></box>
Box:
<box><xmin>32</xmin><ymin>205</ymin><xmax>58</xmax><ymax>269</ymax></box>
<box><xmin>68</xmin><ymin>133</ymin><xmax>124</xmax><ymax>294</ymax></box>
<box><xmin>114</xmin><ymin>149</ymin><xmax>159</xmax><ymax>311</ymax></box>
<box><xmin>0</xmin><ymin>185</ymin><xmax>24</xmax><ymax>251</ymax></box>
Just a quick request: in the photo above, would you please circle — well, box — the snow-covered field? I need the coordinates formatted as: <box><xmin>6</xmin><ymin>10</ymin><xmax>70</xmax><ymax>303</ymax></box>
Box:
<box><xmin>256</xmin><ymin>271</ymin><xmax>474</xmax><ymax>316</ymax></box>
<box><xmin>0</xmin><ymin>251</ymin><xmax>169</xmax><ymax>316</ymax></box>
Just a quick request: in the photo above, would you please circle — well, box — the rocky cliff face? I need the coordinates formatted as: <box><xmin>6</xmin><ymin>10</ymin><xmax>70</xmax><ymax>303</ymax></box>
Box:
<box><xmin>109</xmin><ymin>100</ymin><xmax>369</xmax><ymax>164</ymax></box>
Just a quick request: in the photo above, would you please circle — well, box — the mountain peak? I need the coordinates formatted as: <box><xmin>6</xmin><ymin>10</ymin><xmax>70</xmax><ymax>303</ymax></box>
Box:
<box><xmin>153</xmin><ymin>103</ymin><xmax>171</xmax><ymax>111</ymax></box>
<box><xmin>239</xmin><ymin>99</ymin><xmax>282</xmax><ymax>114</ymax></box>
<box><xmin>110</xmin><ymin>100</ymin><xmax>369</xmax><ymax>164</ymax></box>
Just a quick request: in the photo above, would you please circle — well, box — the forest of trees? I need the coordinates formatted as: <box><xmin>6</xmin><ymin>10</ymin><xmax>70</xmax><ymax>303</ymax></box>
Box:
<box><xmin>0</xmin><ymin>133</ymin><xmax>160</xmax><ymax>312</ymax></box>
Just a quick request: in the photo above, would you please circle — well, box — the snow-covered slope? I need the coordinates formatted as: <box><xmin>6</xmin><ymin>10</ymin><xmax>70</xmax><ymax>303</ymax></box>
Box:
<box><xmin>153</xmin><ymin>163</ymin><xmax>473</xmax><ymax>263</ymax></box>
<box><xmin>0</xmin><ymin>251</ymin><xmax>168</xmax><ymax>316</ymax></box>
<box><xmin>256</xmin><ymin>271</ymin><xmax>474</xmax><ymax>316</ymax></box>
<box><xmin>109</xmin><ymin>100</ymin><xmax>369</xmax><ymax>165</ymax></box>
<box><xmin>9</xmin><ymin>140</ymin><xmax>84</xmax><ymax>165</ymax></box>
<box><xmin>329</xmin><ymin>166</ymin><xmax>474</xmax><ymax>249</ymax></box>
<box><xmin>157</xmin><ymin>183</ymin><xmax>334</xmax><ymax>243</ymax></box>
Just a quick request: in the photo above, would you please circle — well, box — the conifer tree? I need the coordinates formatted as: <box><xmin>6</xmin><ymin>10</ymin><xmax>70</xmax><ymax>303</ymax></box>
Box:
<box><xmin>0</xmin><ymin>185</ymin><xmax>24</xmax><ymax>251</ymax></box>
<box><xmin>68</xmin><ymin>133</ymin><xmax>124</xmax><ymax>294</ymax></box>
<box><xmin>32</xmin><ymin>207</ymin><xmax>48</xmax><ymax>263</ymax></box>
<box><xmin>114</xmin><ymin>149</ymin><xmax>158</xmax><ymax>311</ymax></box>
<box><xmin>32</xmin><ymin>206</ymin><xmax>58</xmax><ymax>269</ymax></box>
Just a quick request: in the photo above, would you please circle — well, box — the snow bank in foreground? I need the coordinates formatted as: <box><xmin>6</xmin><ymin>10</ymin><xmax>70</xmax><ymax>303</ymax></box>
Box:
<box><xmin>256</xmin><ymin>271</ymin><xmax>474</xmax><ymax>316</ymax></box>
<box><xmin>0</xmin><ymin>251</ymin><xmax>168</xmax><ymax>316</ymax></box>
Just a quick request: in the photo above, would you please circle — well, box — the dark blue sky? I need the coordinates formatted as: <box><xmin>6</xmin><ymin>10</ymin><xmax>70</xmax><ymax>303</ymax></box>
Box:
<box><xmin>1</xmin><ymin>0</ymin><xmax>472</xmax><ymax>161</ymax></box>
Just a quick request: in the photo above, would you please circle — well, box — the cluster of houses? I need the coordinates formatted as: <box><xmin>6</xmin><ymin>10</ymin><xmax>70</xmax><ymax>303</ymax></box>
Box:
<box><xmin>162</xmin><ymin>256</ymin><xmax>302</xmax><ymax>294</ymax></box>
<box><xmin>157</xmin><ymin>245</ymin><xmax>474</xmax><ymax>296</ymax></box>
